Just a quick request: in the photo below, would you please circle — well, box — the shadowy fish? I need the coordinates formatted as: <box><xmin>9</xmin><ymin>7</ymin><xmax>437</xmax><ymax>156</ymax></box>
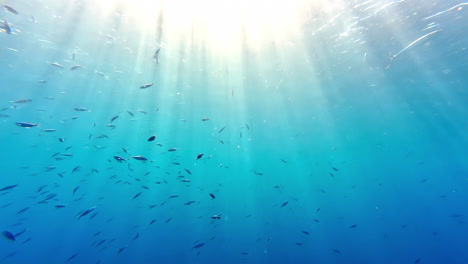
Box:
<box><xmin>2</xmin><ymin>231</ymin><xmax>15</xmax><ymax>241</ymax></box>
<box><xmin>74</xmin><ymin>107</ymin><xmax>89</xmax><ymax>112</ymax></box>
<box><xmin>0</xmin><ymin>185</ymin><xmax>18</xmax><ymax>191</ymax></box>
<box><xmin>153</xmin><ymin>47</ymin><xmax>160</xmax><ymax>63</ymax></box>
<box><xmin>110</xmin><ymin>115</ymin><xmax>119</xmax><ymax>123</ymax></box>
<box><xmin>132</xmin><ymin>192</ymin><xmax>141</xmax><ymax>200</ymax></box>
<box><xmin>147</xmin><ymin>135</ymin><xmax>156</xmax><ymax>142</ymax></box>
<box><xmin>3</xmin><ymin>5</ymin><xmax>18</xmax><ymax>14</ymax></box>
<box><xmin>66</xmin><ymin>252</ymin><xmax>79</xmax><ymax>262</ymax></box>
<box><xmin>77</xmin><ymin>206</ymin><xmax>96</xmax><ymax>220</ymax></box>
<box><xmin>192</xmin><ymin>242</ymin><xmax>205</xmax><ymax>249</ymax></box>
<box><xmin>0</xmin><ymin>20</ymin><xmax>11</xmax><ymax>34</ymax></box>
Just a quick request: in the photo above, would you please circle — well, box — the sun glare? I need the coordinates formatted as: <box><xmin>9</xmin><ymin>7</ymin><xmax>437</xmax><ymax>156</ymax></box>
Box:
<box><xmin>92</xmin><ymin>0</ymin><xmax>346</xmax><ymax>48</ymax></box>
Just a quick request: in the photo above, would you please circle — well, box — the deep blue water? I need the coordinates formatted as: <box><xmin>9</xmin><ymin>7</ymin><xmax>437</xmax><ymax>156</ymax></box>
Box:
<box><xmin>1</xmin><ymin>0</ymin><xmax>467</xmax><ymax>263</ymax></box>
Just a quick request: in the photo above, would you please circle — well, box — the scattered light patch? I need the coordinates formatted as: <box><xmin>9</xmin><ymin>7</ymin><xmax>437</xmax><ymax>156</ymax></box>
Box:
<box><xmin>92</xmin><ymin>0</ymin><xmax>347</xmax><ymax>48</ymax></box>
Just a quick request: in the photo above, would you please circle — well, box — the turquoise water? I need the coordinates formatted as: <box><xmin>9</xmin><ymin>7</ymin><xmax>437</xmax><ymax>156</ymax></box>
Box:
<box><xmin>1</xmin><ymin>0</ymin><xmax>467</xmax><ymax>263</ymax></box>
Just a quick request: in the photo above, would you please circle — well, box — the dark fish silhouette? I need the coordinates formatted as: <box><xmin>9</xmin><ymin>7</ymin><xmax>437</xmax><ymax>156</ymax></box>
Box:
<box><xmin>192</xmin><ymin>242</ymin><xmax>205</xmax><ymax>249</ymax></box>
<box><xmin>3</xmin><ymin>5</ymin><xmax>18</xmax><ymax>14</ymax></box>
<box><xmin>0</xmin><ymin>185</ymin><xmax>18</xmax><ymax>191</ymax></box>
<box><xmin>2</xmin><ymin>231</ymin><xmax>15</xmax><ymax>241</ymax></box>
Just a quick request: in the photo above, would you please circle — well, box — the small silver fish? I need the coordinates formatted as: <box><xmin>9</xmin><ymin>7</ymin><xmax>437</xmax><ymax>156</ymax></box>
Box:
<box><xmin>70</xmin><ymin>65</ymin><xmax>83</xmax><ymax>70</ymax></box>
<box><xmin>49</xmin><ymin>62</ymin><xmax>64</xmax><ymax>68</ymax></box>
<box><xmin>140</xmin><ymin>83</ymin><xmax>154</xmax><ymax>89</ymax></box>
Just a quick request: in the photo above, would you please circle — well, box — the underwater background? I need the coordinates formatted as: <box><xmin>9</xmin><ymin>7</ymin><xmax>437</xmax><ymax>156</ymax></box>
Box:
<box><xmin>1</xmin><ymin>0</ymin><xmax>467</xmax><ymax>263</ymax></box>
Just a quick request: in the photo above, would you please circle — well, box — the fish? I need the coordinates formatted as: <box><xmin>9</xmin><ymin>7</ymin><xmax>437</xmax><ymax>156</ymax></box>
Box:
<box><xmin>147</xmin><ymin>135</ymin><xmax>156</xmax><ymax>141</ymax></box>
<box><xmin>0</xmin><ymin>20</ymin><xmax>11</xmax><ymax>34</ymax></box>
<box><xmin>302</xmin><ymin>231</ymin><xmax>310</xmax><ymax>235</ymax></box>
<box><xmin>127</xmin><ymin>110</ymin><xmax>134</xmax><ymax>117</ymax></box>
<box><xmin>0</xmin><ymin>185</ymin><xmax>18</xmax><ymax>191</ymax></box>
<box><xmin>192</xmin><ymin>242</ymin><xmax>205</xmax><ymax>249</ymax></box>
<box><xmin>118</xmin><ymin>246</ymin><xmax>127</xmax><ymax>254</ymax></box>
<box><xmin>14</xmin><ymin>229</ymin><xmax>28</xmax><ymax>237</ymax></box>
<box><xmin>49</xmin><ymin>62</ymin><xmax>64</xmax><ymax>68</ymax></box>
<box><xmin>113</xmin><ymin>155</ymin><xmax>126</xmax><ymax>162</ymax></box>
<box><xmin>281</xmin><ymin>201</ymin><xmax>289</xmax><ymax>207</ymax></box>
<box><xmin>77</xmin><ymin>206</ymin><xmax>96</xmax><ymax>220</ymax></box>
<box><xmin>66</xmin><ymin>252</ymin><xmax>79</xmax><ymax>262</ymax></box>
<box><xmin>3</xmin><ymin>5</ymin><xmax>18</xmax><ymax>14</ymax></box>
<box><xmin>218</xmin><ymin>126</ymin><xmax>226</xmax><ymax>133</ymax></box>
<box><xmin>16</xmin><ymin>207</ymin><xmax>30</xmax><ymax>214</ymax></box>
<box><xmin>72</xmin><ymin>166</ymin><xmax>80</xmax><ymax>173</ymax></box>
<box><xmin>201</xmin><ymin>118</ymin><xmax>210</xmax><ymax>121</ymax></box>
<box><xmin>388</xmin><ymin>29</ymin><xmax>443</xmax><ymax>69</ymax></box>
<box><xmin>74</xmin><ymin>107</ymin><xmax>89</xmax><ymax>112</ymax></box>
<box><xmin>10</xmin><ymin>99</ymin><xmax>32</xmax><ymax>104</ymax></box>
<box><xmin>195</xmin><ymin>153</ymin><xmax>204</xmax><ymax>160</ymax></box>
<box><xmin>110</xmin><ymin>115</ymin><xmax>119</xmax><ymax>122</ymax></box>
<box><xmin>73</xmin><ymin>186</ymin><xmax>79</xmax><ymax>196</ymax></box>
<box><xmin>139</xmin><ymin>83</ymin><xmax>154</xmax><ymax>89</ymax></box>
<box><xmin>184</xmin><ymin>168</ymin><xmax>192</xmax><ymax>175</ymax></box>
<box><xmin>2</xmin><ymin>231</ymin><xmax>15</xmax><ymax>241</ymax></box>
<box><xmin>132</xmin><ymin>192</ymin><xmax>141</xmax><ymax>200</ymax></box>
<box><xmin>70</xmin><ymin>65</ymin><xmax>82</xmax><ymax>70</ymax></box>
<box><xmin>38</xmin><ymin>80</ymin><xmax>47</xmax><ymax>83</ymax></box>
<box><xmin>211</xmin><ymin>215</ymin><xmax>221</xmax><ymax>220</ymax></box>
<box><xmin>131</xmin><ymin>156</ymin><xmax>148</xmax><ymax>161</ymax></box>
<box><xmin>348</xmin><ymin>224</ymin><xmax>357</xmax><ymax>229</ymax></box>
<box><xmin>133</xmin><ymin>233</ymin><xmax>139</xmax><ymax>240</ymax></box>
<box><xmin>153</xmin><ymin>47</ymin><xmax>160</xmax><ymax>63</ymax></box>
<box><xmin>16</xmin><ymin>122</ymin><xmax>39</xmax><ymax>128</ymax></box>
<box><xmin>41</xmin><ymin>129</ymin><xmax>56</xmax><ymax>132</ymax></box>
<box><xmin>168</xmin><ymin>148</ymin><xmax>177</xmax><ymax>152</ymax></box>
<box><xmin>209</xmin><ymin>193</ymin><xmax>216</xmax><ymax>199</ymax></box>
<box><xmin>184</xmin><ymin>201</ymin><xmax>196</xmax><ymax>205</ymax></box>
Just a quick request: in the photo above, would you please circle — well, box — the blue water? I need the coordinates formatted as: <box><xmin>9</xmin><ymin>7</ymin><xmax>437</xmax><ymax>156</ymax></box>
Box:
<box><xmin>1</xmin><ymin>0</ymin><xmax>467</xmax><ymax>263</ymax></box>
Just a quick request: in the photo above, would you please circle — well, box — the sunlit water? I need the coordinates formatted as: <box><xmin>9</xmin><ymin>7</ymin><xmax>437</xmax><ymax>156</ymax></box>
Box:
<box><xmin>1</xmin><ymin>0</ymin><xmax>467</xmax><ymax>263</ymax></box>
